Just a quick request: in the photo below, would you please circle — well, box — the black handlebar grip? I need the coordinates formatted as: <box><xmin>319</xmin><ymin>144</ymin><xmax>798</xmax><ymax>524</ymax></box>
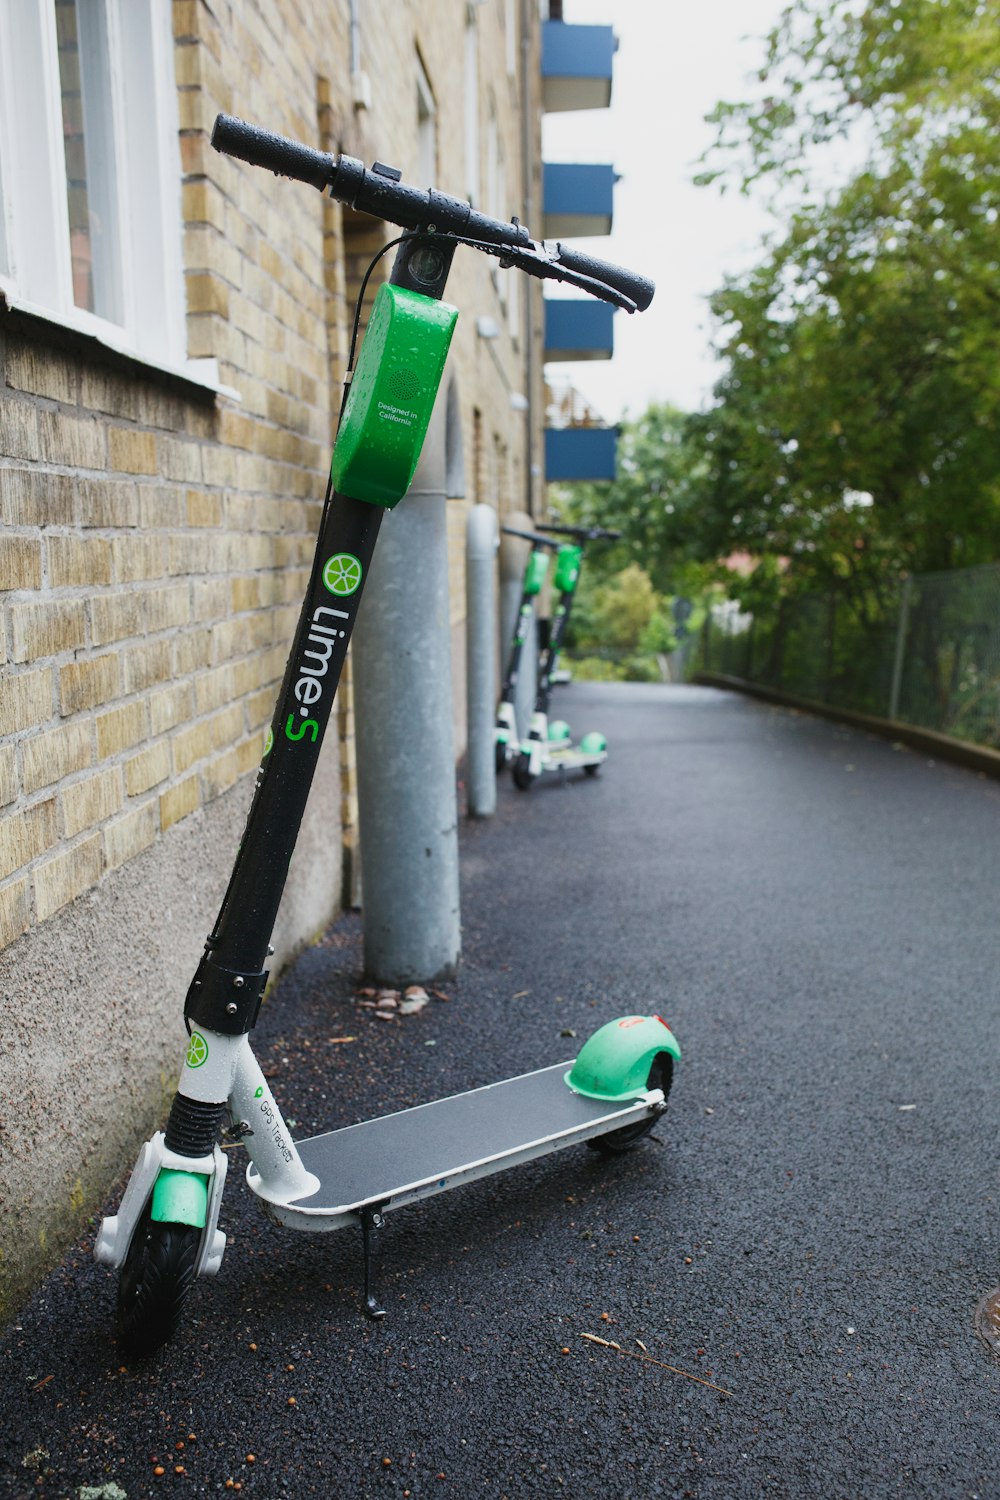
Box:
<box><xmin>211</xmin><ymin>114</ymin><xmax>335</xmax><ymax>192</ymax></box>
<box><xmin>551</xmin><ymin>242</ymin><xmax>655</xmax><ymax>312</ymax></box>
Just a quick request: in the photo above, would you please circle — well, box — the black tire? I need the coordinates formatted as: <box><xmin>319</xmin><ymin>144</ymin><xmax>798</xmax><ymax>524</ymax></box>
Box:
<box><xmin>512</xmin><ymin>752</ymin><xmax>534</xmax><ymax>790</ymax></box>
<box><xmin>116</xmin><ymin>1205</ymin><xmax>201</xmax><ymax>1358</ymax></box>
<box><xmin>495</xmin><ymin>740</ymin><xmax>508</xmax><ymax>775</ymax></box>
<box><xmin>587</xmin><ymin>1053</ymin><xmax>673</xmax><ymax>1155</ymax></box>
<box><xmin>583</xmin><ymin>762</ymin><xmax>600</xmax><ymax>777</ymax></box>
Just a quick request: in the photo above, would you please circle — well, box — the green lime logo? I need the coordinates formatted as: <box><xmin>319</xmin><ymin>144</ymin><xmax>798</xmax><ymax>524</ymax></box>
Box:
<box><xmin>323</xmin><ymin>553</ymin><xmax>363</xmax><ymax>597</ymax></box>
<box><xmin>263</xmin><ymin>727</ymin><xmax>274</xmax><ymax>757</ymax></box>
<box><xmin>254</xmin><ymin>1086</ymin><xmax>264</xmax><ymax>1099</ymax></box>
<box><xmin>186</xmin><ymin>1032</ymin><xmax>209</xmax><ymax>1069</ymax></box>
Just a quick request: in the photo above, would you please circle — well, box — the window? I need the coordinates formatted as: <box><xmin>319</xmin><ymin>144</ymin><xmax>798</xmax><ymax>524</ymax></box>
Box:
<box><xmin>0</xmin><ymin>0</ymin><xmax>208</xmax><ymax>385</ymax></box>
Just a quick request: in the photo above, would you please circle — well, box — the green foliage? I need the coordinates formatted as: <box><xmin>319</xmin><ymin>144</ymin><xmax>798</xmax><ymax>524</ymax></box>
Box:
<box><xmin>689</xmin><ymin>0</ymin><xmax>1000</xmax><ymax>604</ymax></box>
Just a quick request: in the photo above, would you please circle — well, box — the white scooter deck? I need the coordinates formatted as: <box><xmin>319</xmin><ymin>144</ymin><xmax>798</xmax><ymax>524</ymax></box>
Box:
<box><xmin>247</xmin><ymin>1061</ymin><xmax>660</xmax><ymax>1231</ymax></box>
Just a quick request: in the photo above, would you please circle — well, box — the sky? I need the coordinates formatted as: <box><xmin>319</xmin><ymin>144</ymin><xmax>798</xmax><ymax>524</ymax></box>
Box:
<box><xmin>542</xmin><ymin>0</ymin><xmax>792</xmax><ymax>422</ymax></box>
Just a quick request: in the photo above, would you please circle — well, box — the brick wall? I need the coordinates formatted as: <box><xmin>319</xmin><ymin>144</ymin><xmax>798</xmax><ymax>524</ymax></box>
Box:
<box><xmin>0</xmin><ymin>0</ymin><xmax>540</xmax><ymax>957</ymax></box>
<box><xmin>0</xmin><ymin>0</ymin><xmax>543</xmax><ymax>1319</ymax></box>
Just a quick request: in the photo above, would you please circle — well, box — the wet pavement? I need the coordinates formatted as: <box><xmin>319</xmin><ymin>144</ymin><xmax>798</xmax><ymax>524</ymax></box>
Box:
<box><xmin>2</xmin><ymin>682</ymin><xmax>999</xmax><ymax>1498</ymax></box>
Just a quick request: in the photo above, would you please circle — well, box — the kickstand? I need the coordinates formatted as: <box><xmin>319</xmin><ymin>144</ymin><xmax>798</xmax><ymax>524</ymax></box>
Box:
<box><xmin>359</xmin><ymin>1204</ymin><xmax>388</xmax><ymax>1321</ymax></box>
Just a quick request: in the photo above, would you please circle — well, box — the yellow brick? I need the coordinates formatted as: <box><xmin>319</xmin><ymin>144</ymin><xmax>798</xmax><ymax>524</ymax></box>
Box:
<box><xmin>77</xmin><ymin>477</ymin><xmax>140</xmax><ymax>528</ymax></box>
<box><xmin>158</xmin><ymin>435</ymin><xmax>203</xmax><ymax>483</ymax></box>
<box><xmin>140</xmin><ymin>484</ymin><xmax>186</xmax><ymax>530</ymax></box>
<box><xmin>34</xmin><ymin>833</ymin><xmax>103</xmax><ymax>921</ymax></box>
<box><xmin>0</xmin><ymin>798</ymin><xmax>57</xmax><ymax>880</ymax></box>
<box><xmin>0</xmin><ymin>400</ymin><xmax>40</xmax><ymax>461</ymax></box>
<box><xmin>0</xmin><ymin>875</ymin><xmax>31</xmax><ymax>948</ymax></box>
<box><xmin>61</xmin><ymin>767</ymin><xmax>123</xmax><ymax>838</ymax></box>
<box><xmin>104</xmin><ymin>801</ymin><xmax>158</xmax><ymax>872</ymax></box>
<box><xmin>108</xmin><ymin>427</ymin><xmax>157</xmax><ymax>475</ymax></box>
<box><xmin>0</xmin><ymin>746</ymin><xmax>16</xmax><ymax>806</ymax></box>
<box><xmin>192</xmin><ymin>579</ymin><xmax>230</xmax><ymax>622</ymax></box>
<box><xmin>172</xmin><ymin>721</ymin><xmax>212</xmax><ymax>775</ymax></box>
<box><xmin>149</xmin><ymin>682</ymin><xmax>192</xmax><ymax>737</ymax></box>
<box><xmin>186</xmin><ymin>273</ymin><xmax>230</xmax><ymax>318</ymax></box>
<box><xmin>90</xmin><ymin>592</ymin><xmax>143</xmax><ymax>647</ymax></box>
<box><xmin>112</xmin><ymin>536</ymin><xmax>165</xmax><ymax>583</ymax></box>
<box><xmin>5</xmin><ymin>343</ymin><xmax>77</xmax><ymax>403</ymax></box>
<box><xmin>1</xmin><ymin>467</ymin><xmax>74</xmax><ymax>526</ymax></box>
<box><xmin>122</xmin><ymin>641</ymin><xmax>173</xmax><ymax>694</ymax></box>
<box><xmin>194</xmin><ymin>664</ymin><xmax>236</xmax><ymax>715</ymax></box>
<box><xmin>59</xmin><ymin>654</ymin><xmax>120</xmax><ymax>715</ymax></box>
<box><xmin>210</xmin><ymin>703</ymin><xmax>244</xmax><ymax>751</ymax></box>
<box><xmin>186</xmin><ymin>488</ymin><xmax>223</xmax><ymax>529</ymax></box>
<box><xmin>160</xmin><ymin>775</ymin><xmax>200</xmax><ymax>832</ymax></box>
<box><xmin>10</xmin><ymin>600</ymin><xmax>87</xmax><ymax>663</ymax></box>
<box><xmin>172</xmin><ymin>630</ymin><xmax>212</xmax><ymax>676</ymax></box>
<box><xmin>23</xmin><ymin>720</ymin><xmax>93</xmax><ymax>793</ymax></box>
<box><xmin>80</xmin><ymin>366</ymin><xmax>141</xmax><ymax>421</ymax></box>
<box><xmin>95</xmin><ymin>701</ymin><xmax>149</xmax><ymax>761</ymax></box>
<box><xmin>0</xmin><ymin>669</ymin><xmax>54</xmax><ymax>735</ymax></box>
<box><xmin>143</xmin><ymin>585</ymin><xmax>190</xmax><ymax>634</ymax></box>
<box><xmin>0</xmin><ymin>536</ymin><xmax>43</xmax><ymax>591</ymax></box>
<box><xmin>202</xmin><ymin>744</ymin><xmax>244</xmax><ymax>800</ymax></box>
<box><xmin>125</xmin><ymin>742</ymin><xmax>171</xmax><ymax>796</ymax></box>
<box><xmin>48</xmin><ymin>535</ymin><xmax>113</xmax><ymax>588</ymax></box>
<box><xmin>182</xmin><ymin>179</ymin><xmax>226</xmax><ymax>230</ymax></box>
<box><xmin>38</xmin><ymin>410</ymin><xmax>104</xmax><ymax>468</ymax></box>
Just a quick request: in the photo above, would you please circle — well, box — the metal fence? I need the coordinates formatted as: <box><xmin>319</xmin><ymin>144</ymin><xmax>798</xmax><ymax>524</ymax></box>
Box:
<box><xmin>694</xmin><ymin>563</ymin><xmax>1000</xmax><ymax>748</ymax></box>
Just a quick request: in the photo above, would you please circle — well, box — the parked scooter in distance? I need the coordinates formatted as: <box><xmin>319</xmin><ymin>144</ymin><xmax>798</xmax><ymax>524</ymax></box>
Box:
<box><xmin>512</xmin><ymin>522</ymin><xmax>621</xmax><ymax>790</ymax></box>
<box><xmin>495</xmin><ymin>527</ymin><xmax>560</xmax><ymax>772</ymax></box>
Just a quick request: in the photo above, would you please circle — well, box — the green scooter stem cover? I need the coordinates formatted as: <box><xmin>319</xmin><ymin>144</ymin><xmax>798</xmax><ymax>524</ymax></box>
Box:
<box><xmin>331</xmin><ymin>282</ymin><xmax>459</xmax><ymax>508</ymax></box>
<box><xmin>554</xmin><ymin>544</ymin><xmax>582</xmax><ymax>594</ymax></box>
<box><xmin>524</xmin><ymin>551</ymin><xmax>550</xmax><ymax>596</ymax></box>
<box><xmin>151</xmin><ymin>1167</ymin><xmax>210</xmax><ymax>1228</ymax></box>
<box><xmin>566</xmin><ymin>1015</ymin><xmax>681</xmax><ymax>1102</ymax></box>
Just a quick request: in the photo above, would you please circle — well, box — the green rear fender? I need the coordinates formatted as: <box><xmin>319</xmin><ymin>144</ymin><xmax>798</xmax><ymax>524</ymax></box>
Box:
<box><xmin>566</xmin><ymin>1015</ymin><xmax>681</xmax><ymax>1102</ymax></box>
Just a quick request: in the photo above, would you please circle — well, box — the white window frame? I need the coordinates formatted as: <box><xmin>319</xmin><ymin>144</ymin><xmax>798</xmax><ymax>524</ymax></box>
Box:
<box><xmin>0</xmin><ymin>0</ymin><xmax>223</xmax><ymax>392</ymax></box>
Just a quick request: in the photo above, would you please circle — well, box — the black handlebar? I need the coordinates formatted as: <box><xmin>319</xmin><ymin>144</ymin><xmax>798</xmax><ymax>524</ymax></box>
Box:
<box><xmin>538</xmin><ymin>523</ymin><xmax>622</xmax><ymax>542</ymax></box>
<box><xmin>211</xmin><ymin>113</ymin><xmax>335</xmax><ymax>191</ymax></box>
<box><xmin>501</xmin><ymin>527</ymin><xmax>561</xmax><ymax>548</ymax></box>
<box><xmin>211</xmin><ymin>113</ymin><xmax>654</xmax><ymax>313</ymax></box>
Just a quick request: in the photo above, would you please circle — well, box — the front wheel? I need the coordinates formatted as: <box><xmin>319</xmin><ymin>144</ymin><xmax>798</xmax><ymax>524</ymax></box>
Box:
<box><xmin>117</xmin><ymin>1205</ymin><xmax>201</xmax><ymax>1357</ymax></box>
<box><xmin>587</xmin><ymin>1053</ymin><xmax>673</xmax><ymax>1155</ymax></box>
<box><xmin>495</xmin><ymin>740</ymin><xmax>508</xmax><ymax>774</ymax></box>
<box><xmin>512</xmin><ymin>752</ymin><xmax>534</xmax><ymax>791</ymax></box>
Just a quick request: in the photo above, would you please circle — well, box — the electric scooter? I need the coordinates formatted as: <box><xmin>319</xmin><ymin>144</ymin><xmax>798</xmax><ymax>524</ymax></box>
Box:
<box><xmin>494</xmin><ymin>527</ymin><xmax>560</xmax><ymax>772</ymax></box>
<box><xmin>511</xmin><ymin>522</ymin><xmax>621</xmax><ymax>790</ymax></box>
<box><xmin>94</xmin><ymin>113</ymin><xmax>679</xmax><ymax>1356</ymax></box>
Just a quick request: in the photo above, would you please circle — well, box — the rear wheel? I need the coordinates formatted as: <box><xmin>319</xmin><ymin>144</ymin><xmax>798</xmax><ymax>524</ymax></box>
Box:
<box><xmin>587</xmin><ymin>1053</ymin><xmax>673</xmax><ymax>1155</ymax></box>
<box><xmin>512</xmin><ymin>752</ymin><xmax>534</xmax><ymax>790</ymax></box>
<box><xmin>117</xmin><ymin>1205</ymin><xmax>200</xmax><ymax>1358</ymax></box>
<box><xmin>495</xmin><ymin>740</ymin><xmax>508</xmax><ymax>774</ymax></box>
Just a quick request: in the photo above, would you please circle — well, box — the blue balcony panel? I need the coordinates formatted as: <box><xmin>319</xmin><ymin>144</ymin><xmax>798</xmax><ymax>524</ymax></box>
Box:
<box><xmin>542</xmin><ymin>21</ymin><xmax>615</xmax><ymax>112</ymax></box>
<box><xmin>544</xmin><ymin>298</ymin><xmax>614</xmax><ymax>362</ymax></box>
<box><xmin>542</xmin><ymin>162</ymin><xmax>615</xmax><ymax>239</ymax></box>
<box><xmin>545</xmin><ymin>426</ymin><xmax>618</xmax><ymax>482</ymax></box>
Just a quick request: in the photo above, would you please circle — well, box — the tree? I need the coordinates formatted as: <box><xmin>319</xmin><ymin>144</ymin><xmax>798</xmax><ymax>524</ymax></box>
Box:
<box><xmin>690</xmin><ymin>0</ymin><xmax>1000</xmax><ymax>592</ymax></box>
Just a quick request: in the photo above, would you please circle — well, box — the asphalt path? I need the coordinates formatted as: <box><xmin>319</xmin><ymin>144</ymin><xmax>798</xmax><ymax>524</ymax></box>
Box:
<box><xmin>3</xmin><ymin>682</ymin><xmax>1000</xmax><ymax>1499</ymax></box>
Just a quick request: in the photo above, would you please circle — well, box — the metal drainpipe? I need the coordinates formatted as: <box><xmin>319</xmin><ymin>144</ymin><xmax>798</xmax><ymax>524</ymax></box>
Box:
<box><xmin>349</xmin><ymin>0</ymin><xmax>361</xmax><ymax>75</ymax></box>
<box><xmin>520</xmin><ymin>0</ymin><xmax>538</xmax><ymax>521</ymax></box>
